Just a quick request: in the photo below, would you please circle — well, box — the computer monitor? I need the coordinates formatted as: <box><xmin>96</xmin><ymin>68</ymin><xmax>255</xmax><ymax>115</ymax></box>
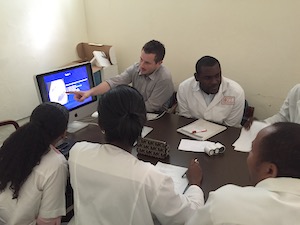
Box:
<box><xmin>35</xmin><ymin>62</ymin><xmax>98</xmax><ymax>133</ymax></box>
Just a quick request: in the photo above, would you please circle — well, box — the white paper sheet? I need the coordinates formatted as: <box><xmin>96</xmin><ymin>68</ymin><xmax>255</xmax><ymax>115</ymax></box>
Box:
<box><xmin>178</xmin><ymin>139</ymin><xmax>206</xmax><ymax>152</ymax></box>
<box><xmin>178</xmin><ymin>139</ymin><xmax>226</xmax><ymax>156</ymax></box>
<box><xmin>146</xmin><ymin>113</ymin><xmax>159</xmax><ymax>121</ymax></box>
<box><xmin>155</xmin><ymin>162</ymin><xmax>188</xmax><ymax>194</ymax></box>
<box><xmin>141</xmin><ymin>126</ymin><xmax>153</xmax><ymax>138</ymax></box>
<box><xmin>233</xmin><ymin>121</ymin><xmax>269</xmax><ymax>152</ymax></box>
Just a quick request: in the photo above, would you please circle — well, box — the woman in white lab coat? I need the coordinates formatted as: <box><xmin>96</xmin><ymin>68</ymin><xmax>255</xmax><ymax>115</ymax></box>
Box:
<box><xmin>68</xmin><ymin>85</ymin><xmax>204</xmax><ymax>225</ymax></box>
<box><xmin>0</xmin><ymin>102</ymin><xmax>69</xmax><ymax>225</ymax></box>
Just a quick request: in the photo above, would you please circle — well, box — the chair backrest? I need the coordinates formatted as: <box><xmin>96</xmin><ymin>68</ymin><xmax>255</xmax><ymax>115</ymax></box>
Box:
<box><xmin>241</xmin><ymin>100</ymin><xmax>255</xmax><ymax>126</ymax></box>
<box><xmin>165</xmin><ymin>92</ymin><xmax>178</xmax><ymax>114</ymax></box>
<box><xmin>0</xmin><ymin>120</ymin><xmax>19</xmax><ymax>130</ymax></box>
<box><xmin>0</xmin><ymin>120</ymin><xmax>19</xmax><ymax>146</ymax></box>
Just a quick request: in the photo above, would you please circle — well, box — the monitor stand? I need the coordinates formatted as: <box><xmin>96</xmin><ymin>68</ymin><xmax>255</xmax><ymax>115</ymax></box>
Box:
<box><xmin>67</xmin><ymin>121</ymin><xmax>89</xmax><ymax>133</ymax></box>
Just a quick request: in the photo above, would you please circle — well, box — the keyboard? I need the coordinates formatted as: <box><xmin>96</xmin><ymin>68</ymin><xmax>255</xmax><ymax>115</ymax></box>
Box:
<box><xmin>56</xmin><ymin>138</ymin><xmax>77</xmax><ymax>158</ymax></box>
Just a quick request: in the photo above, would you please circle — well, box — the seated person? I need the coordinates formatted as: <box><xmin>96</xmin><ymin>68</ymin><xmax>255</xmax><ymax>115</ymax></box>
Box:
<box><xmin>265</xmin><ymin>83</ymin><xmax>300</xmax><ymax>124</ymax></box>
<box><xmin>177</xmin><ymin>56</ymin><xmax>245</xmax><ymax>127</ymax></box>
<box><xmin>244</xmin><ymin>83</ymin><xmax>300</xmax><ymax>129</ymax></box>
<box><xmin>68</xmin><ymin>85</ymin><xmax>204</xmax><ymax>225</ymax></box>
<box><xmin>68</xmin><ymin>40</ymin><xmax>174</xmax><ymax>112</ymax></box>
<box><xmin>0</xmin><ymin>102</ymin><xmax>69</xmax><ymax>225</ymax></box>
<box><xmin>186</xmin><ymin>122</ymin><xmax>300</xmax><ymax>225</ymax></box>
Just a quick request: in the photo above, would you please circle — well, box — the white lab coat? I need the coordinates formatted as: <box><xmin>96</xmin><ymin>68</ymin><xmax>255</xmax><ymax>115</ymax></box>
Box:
<box><xmin>265</xmin><ymin>83</ymin><xmax>300</xmax><ymax>124</ymax></box>
<box><xmin>68</xmin><ymin>142</ymin><xmax>204</xmax><ymax>225</ymax></box>
<box><xmin>0</xmin><ymin>147</ymin><xmax>67</xmax><ymax>225</ymax></box>
<box><xmin>186</xmin><ymin>177</ymin><xmax>300</xmax><ymax>225</ymax></box>
<box><xmin>177</xmin><ymin>77</ymin><xmax>245</xmax><ymax>127</ymax></box>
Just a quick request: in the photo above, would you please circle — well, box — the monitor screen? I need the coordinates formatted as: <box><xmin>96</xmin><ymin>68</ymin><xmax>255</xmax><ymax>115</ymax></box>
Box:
<box><xmin>35</xmin><ymin>62</ymin><xmax>98</xmax><ymax>132</ymax></box>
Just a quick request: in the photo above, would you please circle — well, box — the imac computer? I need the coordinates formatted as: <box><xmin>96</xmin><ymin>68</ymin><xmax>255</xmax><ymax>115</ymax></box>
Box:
<box><xmin>35</xmin><ymin>62</ymin><xmax>98</xmax><ymax>133</ymax></box>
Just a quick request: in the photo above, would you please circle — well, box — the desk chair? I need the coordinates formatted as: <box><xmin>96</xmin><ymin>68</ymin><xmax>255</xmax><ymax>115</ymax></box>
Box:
<box><xmin>164</xmin><ymin>92</ymin><xmax>178</xmax><ymax>114</ymax></box>
<box><xmin>241</xmin><ymin>100</ymin><xmax>255</xmax><ymax>126</ymax></box>
<box><xmin>0</xmin><ymin>120</ymin><xmax>19</xmax><ymax>130</ymax></box>
<box><xmin>0</xmin><ymin>120</ymin><xmax>19</xmax><ymax>146</ymax></box>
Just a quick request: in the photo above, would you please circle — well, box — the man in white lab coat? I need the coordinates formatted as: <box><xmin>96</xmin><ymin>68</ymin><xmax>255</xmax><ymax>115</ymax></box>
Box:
<box><xmin>177</xmin><ymin>56</ymin><xmax>245</xmax><ymax>127</ymax></box>
<box><xmin>265</xmin><ymin>83</ymin><xmax>300</xmax><ymax>124</ymax></box>
<box><xmin>244</xmin><ymin>83</ymin><xmax>300</xmax><ymax>130</ymax></box>
<box><xmin>186</xmin><ymin>122</ymin><xmax>300</xmax><ymax>225</ymax></box>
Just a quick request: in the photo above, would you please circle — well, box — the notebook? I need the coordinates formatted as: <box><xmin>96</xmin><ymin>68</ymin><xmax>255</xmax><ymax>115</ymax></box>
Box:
<box><xmin>177</xmin><ymin>118</ymin><xmax>227</xmax><ymax>141</ymax></box>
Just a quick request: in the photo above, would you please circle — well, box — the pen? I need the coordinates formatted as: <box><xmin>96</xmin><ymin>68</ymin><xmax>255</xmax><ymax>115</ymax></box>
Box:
<box><xmin>191</xmin><ymin>129</ymin><xmax>207</xmax><ymax>134</ymax></box>
<box><xmin>182</xmin><ymin>158</ymin><xmax>199</xmax><ymax>178</ymax></box>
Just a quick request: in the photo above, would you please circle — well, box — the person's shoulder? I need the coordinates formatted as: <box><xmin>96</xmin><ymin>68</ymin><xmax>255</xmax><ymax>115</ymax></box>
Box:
<box><xmin>42</xmin><ymin>148</ymin><xmax>66</xmax><ymax>165</ymax></box>
<box><xmin>290</xmin><ymin>83</ymin><xmax>300</xmax><ymax>94</ymax></box>
<box><xmin>222</xmin><ymin>77</ymin><xmax>244</xmax><ymax>93</ymax></box>
<box><xmin>157</xmin><ymin>65</ymin><xmax>172</xmax><ymax>79</ymax></box>
<box><xmin>72</xmin><ymin>141</ymin><xmax>98</xmax><ymax>149</ymax></box>
<box><xmin>292</xmin><ymin>83</ymin><xmax>300</xmax><ymax>89</ymax></box>
<box><xmin>136</xmin><ymin>160</ymin><xmax>170</xmax><ymax>183</ymax></box>
<box><xmin>129</xmin><ymin>62</ymin><xmax>139</xmax><ymax>68</ymax></box>
<box><xmin>212</xmin><ymin>183</ymin><xmax>262</xmax><ymax>200</ymax></box>
<box><xmin>34</xmin><ymin>149</ymin><xmax>67</xmax><ymax>175</ymax></box>
<box><xmin>179</xmin><ymin>76</ymin><xmax>195</xmax><ymax>87</ymax></box>
<box><xmin>69</xmin><ymin>141</ymin><xmax>100</xmax><ymax>157</ymax></box>
<box><xmin>123</xmin><ymin>63</ymin><xmax>139</xmax><ymax>74</ymax></box>
<box><xmin>145</xmin><ymin>168</ymin><xmax>174</xmax><ymax>191</ymax></box>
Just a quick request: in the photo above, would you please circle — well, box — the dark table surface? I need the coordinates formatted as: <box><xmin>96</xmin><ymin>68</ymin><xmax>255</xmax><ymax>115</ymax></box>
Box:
<box><xmin>67</xmin><ymin>113</ymin><xmax>252</xmax><ymax>200</ymax></box>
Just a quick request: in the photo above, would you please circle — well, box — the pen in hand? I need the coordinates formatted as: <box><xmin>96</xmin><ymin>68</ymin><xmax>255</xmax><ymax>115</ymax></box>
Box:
<box><xmin>182</xmin><ymin>158</ymin><xmax>199</xmax><ymax>178</ymax></box>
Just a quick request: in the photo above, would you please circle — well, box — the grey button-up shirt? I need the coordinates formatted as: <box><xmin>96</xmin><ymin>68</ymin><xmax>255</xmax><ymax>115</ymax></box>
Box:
<box><xmin>107</xmin><ymin>63</ymin><xmax>174</xmax><ymax>112</ymax></box>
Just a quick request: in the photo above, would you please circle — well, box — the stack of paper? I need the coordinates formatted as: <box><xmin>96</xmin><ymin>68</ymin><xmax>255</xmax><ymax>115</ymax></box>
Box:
<box><xmin>155</xmin><ymin>162</ymin><xmax>188</xmax><ymax>194</ymax></box>
<box><xmin>233</xmin><ymin>121</ymin><xmax>269</xmax><ymax>152</ymax></box>
<box><xmin>93</xmin><ymin>51</ymin><xmax>111</xmax><ymax>67</ymax></box>
<box><xmin>177</xmin><ymin>119</ymin><xmax>227</xmax><ymax>141</ymax></box>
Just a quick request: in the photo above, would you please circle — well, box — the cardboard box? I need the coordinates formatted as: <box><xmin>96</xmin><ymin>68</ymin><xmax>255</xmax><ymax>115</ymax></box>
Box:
<box><xmin>66</xmin><ymin>42</ymin><xmax>119</xmax><ymax>85</ymax></box>
<box><xmin>76</xmin><ymin>42</ymin><xmax>117</xmax><ymax>66</ymax></box>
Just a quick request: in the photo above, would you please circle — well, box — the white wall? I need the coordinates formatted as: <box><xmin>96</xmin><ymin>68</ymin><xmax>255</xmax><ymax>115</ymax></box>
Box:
<box><xmin>1</xmin><ymin>0</ymin><xmax>299</xmax><ymax>121</ymax></box>
<box><xmin>0</xmin><ymin>0</ymin><xmax>88</xmax><ymax>121</ymax></box>
<box><xmin>84</xmin><ymin>0</ymin><xmax>300</xmax><ymax>120</ymax></box>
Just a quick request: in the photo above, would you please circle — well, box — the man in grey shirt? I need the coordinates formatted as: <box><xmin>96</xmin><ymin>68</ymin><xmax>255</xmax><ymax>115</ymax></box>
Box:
<box><xmin>69</xmin><ymin>40</ymin><xmax>174</xmax><ymax>112</ymax></box>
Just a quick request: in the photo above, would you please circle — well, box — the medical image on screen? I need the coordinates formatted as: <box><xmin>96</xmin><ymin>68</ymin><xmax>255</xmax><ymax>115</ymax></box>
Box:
<box><xmin>48</xmin><ymin>79</ymin><xmax>68</xmax><ymax>105</ymax></box>
<box><xmin>42</xmin><ymin>66</ymin><xmax>93</xmax><ymax>110</ymax></box>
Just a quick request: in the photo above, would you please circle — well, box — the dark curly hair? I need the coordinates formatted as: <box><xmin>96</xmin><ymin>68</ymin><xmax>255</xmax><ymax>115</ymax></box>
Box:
<box><xmin>0</xmin><ymin>102</ymin><xmax>69</xmax><ymax>199</ymax></box>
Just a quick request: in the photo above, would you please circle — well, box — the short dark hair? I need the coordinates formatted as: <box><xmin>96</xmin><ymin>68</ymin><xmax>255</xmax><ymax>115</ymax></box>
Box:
<box><xmin>98</xmin><ymin>85</ymin><xmax>147</xmax><ymax>146</ymax></box>
<box><xmin>195</xmin><ymin>56</ymin><xmax>221</xmax><ymax>74</ymax></box>
<box><xmin>142</xmin><ymin>40</ymin><xmax>165</xmax><ymax>63</ymax></box>
<box><xmin>259</xmin><ymin>122</ymin><xmax>300</xmax><ymax>178</ymax></box>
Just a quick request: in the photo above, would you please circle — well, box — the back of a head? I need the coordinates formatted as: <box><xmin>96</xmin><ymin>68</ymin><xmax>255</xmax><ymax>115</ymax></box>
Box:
<box><xmin>195</xmin><ymin>56</ymin><xmax>220</xmax><ymax>74</ymax></box>
<box><xmin>142</xmin><ymin>40</ymin><xmax>165</xmax><ymax>63</ymax></box>
<box><xmin>259</xmin><ymin>122</ymin><xmax>300</xmax><ymax>178</ymax></box>
<box><xmin>30</xmin><ymin>102</ymin><xmax>69</xmax><ymax>142</ymax></box>
<box><xmin>98</xmin><ymin>85</ymin><xmax>146</xmax><ymax>147</ymax></box>
<box><xmin>0</xmin><ymin>102</ymin><xmax>69</xmax><ymax>199</ymax></box>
